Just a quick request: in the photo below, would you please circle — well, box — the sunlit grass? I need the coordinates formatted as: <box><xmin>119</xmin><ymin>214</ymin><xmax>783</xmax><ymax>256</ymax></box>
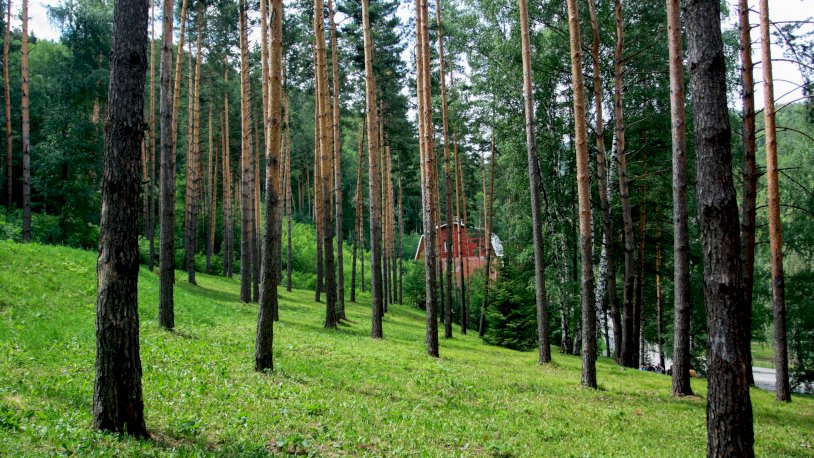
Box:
<box><xmin>1</xmin><ymin>241</ymin><xmax>812</xmax><ymax>456</ymax></box>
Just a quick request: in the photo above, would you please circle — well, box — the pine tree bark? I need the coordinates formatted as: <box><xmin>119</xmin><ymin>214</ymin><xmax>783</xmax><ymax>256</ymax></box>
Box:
<box><xmin>759</xmin><ymin>0</ymin><xmax>790</xmax><ymax>402</ymax></box>
<box><xmin>666</xmin><ymin>0</ymin><xmax>693</xmax><ymax>396</ymax></box>
<box><xmin>222</xmin><ymin>74</ymin><xmax>235</xmax><ymax>278</ymax></box>
<box><xmin>454</xmin><ymin>131</ymin><xmax>465</xmax><ymax>330</ymax></box>
<box><xmin>738</xmin><ymin>0</ymin><xmax>757</xmax><ymax>388</ymax></box>
<box><xmin>285</xmin><ymin>83</ymin><xmax>293</xmax><ymax>295</ymax></box>
<box><xmin>171</xmin><ymin>0</ymin><xmax>189</xmax><ymax>156</ymax></box>
<box><xmin>435</xmin><ymin>0</ymin><xmax>454</xmax><ymax>340</ymax></box>
<box><xmin>352</xmin><ymin>124</ymin><xmax>365</xmax><ymax>302</ymax></box>
<box><xmin>3</xmin><ymin>0</ymin><xmax>10</xmax><ymax>211</ymax></box>
<box><xmin>416</xmin><ymin>0</ymin><xmax>438</xmax><ymax>355</ymax></box>
<box><xmin>328</xmin><ymin>0</ymin><xmax>345</xmax><ymax>321</ymax></box>
<box><xmin>362</xmin><ymin>0</ymin><xmax>383</xmax><ymax>339</ymax></box>
<box><xmin>93</xmin><ymin>0</ymin><xmax>149</xmax><ymax>435</ymax></box>
<box><xmin>519</xmin><ymin>0</ymin><xmax>551</xmax><ymax>364</ymax></box>
<box><xmin>158</xmin><ymin>0</ymin><xmax>176</xmax><ymax>329</ymax></box>
<box><xmin>185</xmin><ymin>8</ymin><xmax>203</xmax><ymax>285</ymax></box>
<box><xmin>256</xmin><ymin>0</ymin><xmax>282</xmax><ymax>373</ymax></box>
<box><xmin>21</xmin><ymin>0</ymin><xmax>30</xmax><ymax>241</ymax></box>
<box><xmin>314</xmin><ymin>107</ymin><xmax>323</xmax><ymax>302</ymax></box>
<box><xmin>147</xmin><ymin>3</ymin><xmax>156</xmax><ymax>271</ymax></box>
<box><xmin>238</xmin><ymin>0</ymin><xmax>254</xmax><ymax>303</ymax></box>
<box><xmin>206</xmin><ymin>104</ymin><xmax>217</xmax><ymax>273</ymax></box>
<box><xmin>656</xmin><ymin>221</ymin><xmax>665</xmax><ymax>370</ymax></box>
<box><xmin>613</xmin><ymin>0</ymin><xmax>636</xmax><ymax>368</ymax></box>
<box><xmin>398</xmin><ymin>170</ymin><xmax>404</xmax><ymax>305</ymax></box>
<box><xmin>565</xmin><ymin>0</ymin><xmax>597</xmax><ymax>387</ymax></box>
<box><xmin>635</xmin><ymin>183</ymin><xmax>646</xmax><ymax>367</ymax></box>
<box><xmin>686</xmin><ymin>0</ymin><xmax>754</xmax><ymax>454</ymax></box>
<box><xmin>314</xmin><ymin>0</ymin><xmax>337</xmax><ymax>328</ymax></box>
<box><xmin>479</xmin><ymin>134</ymin><xmax>497</xmax><ymax>338</ymax></box>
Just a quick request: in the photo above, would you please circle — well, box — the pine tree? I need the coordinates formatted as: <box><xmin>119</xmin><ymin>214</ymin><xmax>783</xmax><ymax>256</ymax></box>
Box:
<box><xmin>613</xmin><ymin>0</ymin><xmax>637</xmax><ymax>368</ymax></box>
<box><xmin>362</xmin><ymin>0</ymin><xmax>383</xmax><ymax>339</ymax></box>
<box><xmin>314</xmin><ymin>0</ymin><xmax>338</xmax><ymax>328</ymax></box>
<box><xmin>328</xmin><ymin>0</ymin><xmax>346</xmax><ymax>321</ymax></box>
<box><xmin>686</xmin><ymin>0</ymin><xmax>754</xmax><ymax>453</ymax></box>
<box><xmin>238</xmin><ymin>0</ymin><xmax>255</xmax><ymax>303</ymax></box>
<box><xmin>737</xmin><ymin>0</ymin><xmax>757</xmax><ymax>388</ymax></box>
<box><xmin>666</xmin><ymin>0</ymin><xmax>693</xmax><ymax>396</ymax></box>
<box><xmin>3</xmin><ymin>0</ymin><xmax>10</xmax><ymax>210</ymax></box>
<box><xmin>436</xmin><ymin>0</ymin><xmax>454</xmax><ymax>340</ymax></box>
<box><xmin>759</xmin><ymin>0</ymin><xmax>790</xmax><ymax>402</ymax></box>
<box><xmin>565</xmin><ymin>0</ymin><xmax>597</xmax><ymax>388</ymax></box>
<box><xmin>256</xmin><ymin>0</ymin><xmax>283</xmax><ymax>373</ymax></box>
<box><xmin>158</xmin><ymin>0</ymin><xmax>177</xmax><ymax>329</ymax></box>
<box><xmin>21</xmin><ymin>0</ymin><xmax>30</xmax><ymax>241</ymax></box>
<box><xmin>93</xmin><ymin>0</ymin><xmax>149</xmax><ymax>435</ymax></box>
<box><xmin>518</xmin><ymin>0</ymin><xmax>550</xmax><ymax>364</ymax></box>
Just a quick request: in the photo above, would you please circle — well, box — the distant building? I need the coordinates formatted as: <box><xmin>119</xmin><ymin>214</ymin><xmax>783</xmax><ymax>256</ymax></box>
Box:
<box><xmin>413</xmin><ymin>220</ymin><xmax>503</xmax><ymax>282</ymax></box>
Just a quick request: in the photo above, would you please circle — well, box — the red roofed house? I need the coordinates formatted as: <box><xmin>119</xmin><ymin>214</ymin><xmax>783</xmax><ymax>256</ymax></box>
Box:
<box><xmin>414</xmin><ymin>220</ymin><xmax>503</xmax><ymax>283</ymax></box>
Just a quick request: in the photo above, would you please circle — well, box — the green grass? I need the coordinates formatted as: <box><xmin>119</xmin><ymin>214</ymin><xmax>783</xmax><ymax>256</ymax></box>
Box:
<box><xmin>752</xmin><ymin>341</ymin><xmax>776</xmax><ymax>368</ymax></box>
<box><xmin>1</xmin><ymin>241</ymin><xmax>813</xmax><ymax>457</ymax></box>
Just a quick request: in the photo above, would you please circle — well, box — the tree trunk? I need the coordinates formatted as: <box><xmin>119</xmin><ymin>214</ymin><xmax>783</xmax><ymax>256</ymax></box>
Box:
<box><xmin>314</xmin><ymin>0</ymin><xmax>337</xmax><ymax>329</ymax></box>
<box><xmin>738</xmin><ymin>0</ymin><xmax>757</xmax><ymax>388</ymax></box>
<box><xmin>565</xmin><ymin>0</ymin><xmax>597</xmax><ymax>387</ymax></box>
<box><xmin>285</xmin><ymin>81</ymin><xmax>293</xmax><ymax>295</ymax></box>
<box><xmin>519</xmin><ymin>0</ymin><xmax>551</xmax><ymax>364</ymax></box>
<box><xmin>759</xmin><ymin>0</ymin><xmax>790</xmax><ymax>403</ymax></box>
<box><xmin>479</xmin><ymin>134</ymin><xmax>497</xmax><ymax>338</ymax></box>
<box><xmin>398</xmin><ymin>170</ymin><xmax>404</xmax><ymax>305</ymax></box>
<box><xmin>185</xmin><ymin>9</ymin><xmax>203</xmax><ymax>285</ymax></box>
<box><xmin>588</xmin><ymin>0</ymin><xmax>618</xmax><ymax>361</ymax></box>
<box><xmin>656</xmin><ymin>220</ymin><xmax>665</xmax><ymax>370</ymax></box>
<box><xmin>686</xmin><ymin>0</ymin><xmax>755</xmax><ymax>454</ymax></box>
<box><xmin>613</xmin><ymin>0</ymin><xmax>636</xmax><ymax>368</ymax></box>
<box><xmin>206</xmin><ymin>104</ymin><xmax>217</xmax><ymax>273</ymax></box>
<box><xmin>171</xmin><ymin>0</ymin><xmax>189</xmax><ymax>156</ymax></box>
<box><xmin>666</xmin><ymin>0</ymin><xmax>693</xmax><ymax>396</ymax></box>
<box><xmin>328</xmin><ymin>0</ymin><xmax>345</xmax><ymax>321</ymax></box>
<box><xmin>222</xmin><ymin>72</ymin><xmax>235</xmax><ymax>278</ymax></box>
<box><xmin>635</xmin><ymin>181</ymin><xmax>646</xmax><ymax>367</ymax></box>
<box><xmin>256</xmin><ymin>0</ymin><xmax>282</xmax><ymax>373</ymax></box>
<box><xmin>314</xmin><ymin>107</ymin><xmax>323</xmax><ymax>302</ymax></box>
<box><xmin>454</xmin><ymin>131</ymin><xmax>465</xmax><ymax>332</ymax></box>
<box><xmin>158</xmin><ymin>0</ymin><xmax>176</xmax><ymax>329</ymax></box>
<box><xmin>93</xmin><ymin>0</ymin><xmax>149</xmax><ymax>435</ymax></box>
<box><xmin>351</xmin><ymin>123</ymin><xmax>365</xmax><ymax>302</ymax></box>
<box><xmin>416</xmin><ymin>0</ymin><xmax>438</xmax><ymax>356</ymax></box>
<box><xmin>435</xmin><ymin>0</ymin><xmax>454</xmax><ymax>340</ymax></box>
<box><xmin>147</xmin><ymin>4</ymin><xmax>156</xmax><ymax>272</ymax></box>
<box><xmin>362</xmin><ymin>0</ymin><xmax>383</xmax><ymax>339</ymax></box>
<box><xmin>21</xmin><ymin>0</ymin><xmax>30</xmax><ymax>241</ymax></box>
<box><xmin>4</xmin><ymin>0</ymin><xmax>11</xmax><ymax>210</ymax></box>
<box><xmin>238</xmin><ymin>0</ymin><xmax>254</xmax><ymax>303</ymax></box>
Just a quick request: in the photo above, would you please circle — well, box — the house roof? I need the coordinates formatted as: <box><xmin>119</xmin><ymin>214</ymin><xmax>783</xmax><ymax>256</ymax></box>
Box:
<box><xmin>413</xmin><ymin>225</ymin><xmax>504</xmax><ymax>260</ymax></box>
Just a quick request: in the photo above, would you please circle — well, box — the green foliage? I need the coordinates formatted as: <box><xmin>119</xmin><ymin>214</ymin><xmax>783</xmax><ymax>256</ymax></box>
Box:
<box><xmin>2</xmin><ymin>241</ymin><xmax>812</xmax><ymax>456</ymax></box>
<box><xmin>483</xmin><ymin>263</ymin><xmax>538</xmax><ymax>351</ymax></box>
<box><xmin>0</xmin><ymin>209</ymin><xmax>98</xmax><ymax>249</ymax></box>
<box><xmin>402</xmin><ymin>260</ymin><xmax>425</xmax><ymax>308</ymax></box>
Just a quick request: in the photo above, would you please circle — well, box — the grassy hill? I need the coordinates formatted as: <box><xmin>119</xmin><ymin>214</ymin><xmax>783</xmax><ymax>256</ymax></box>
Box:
<box><xmin>1</xmin><ymin>241</ymin><xmax>812</xmax><ymax>457</ymax></box>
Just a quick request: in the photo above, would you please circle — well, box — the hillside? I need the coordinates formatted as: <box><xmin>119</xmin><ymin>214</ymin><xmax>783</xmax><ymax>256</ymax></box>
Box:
<box><xmin>0</xmin><ymin>241</ymin><xmax>812</xmax><ymax>457</ymax></box>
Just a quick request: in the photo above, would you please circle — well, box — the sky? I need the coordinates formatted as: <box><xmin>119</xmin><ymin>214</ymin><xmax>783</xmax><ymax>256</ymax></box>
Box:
<box><xmin>11</xmin><ymin>0</ymin><xmax>813</xmax><ymax>111</ymax></box>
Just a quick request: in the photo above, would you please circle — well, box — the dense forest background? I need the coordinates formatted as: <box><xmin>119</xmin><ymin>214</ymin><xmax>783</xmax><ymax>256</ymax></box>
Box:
<box><xmin>1</xmin><ymin>0</ymin><xmax>812</xmax><ymax>388</ymax></box>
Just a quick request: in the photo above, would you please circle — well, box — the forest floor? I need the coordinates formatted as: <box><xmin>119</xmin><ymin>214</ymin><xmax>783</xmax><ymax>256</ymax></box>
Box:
<box><xmin>1</xmin><ymin>241</ymin><xmax>813</xmax><ymax>457</ymax></box>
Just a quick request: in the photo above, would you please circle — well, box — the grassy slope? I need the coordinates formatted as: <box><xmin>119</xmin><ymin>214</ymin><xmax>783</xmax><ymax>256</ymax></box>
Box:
<box><xmin>0</xmin><ymin>241</ymin><xmax>812</xmax><ymax>457</ymax></box>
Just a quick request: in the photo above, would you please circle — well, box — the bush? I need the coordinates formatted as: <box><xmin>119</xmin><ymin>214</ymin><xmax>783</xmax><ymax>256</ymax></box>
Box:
<box><xmin>483</xmin><ymin>263</ymin><xmax>538</xmax><ymax>351</ymax></box>
<box><xmin>402</xmin><ymin>261</ymin><xmax>425</xmax><ymax>308</ymax></box>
